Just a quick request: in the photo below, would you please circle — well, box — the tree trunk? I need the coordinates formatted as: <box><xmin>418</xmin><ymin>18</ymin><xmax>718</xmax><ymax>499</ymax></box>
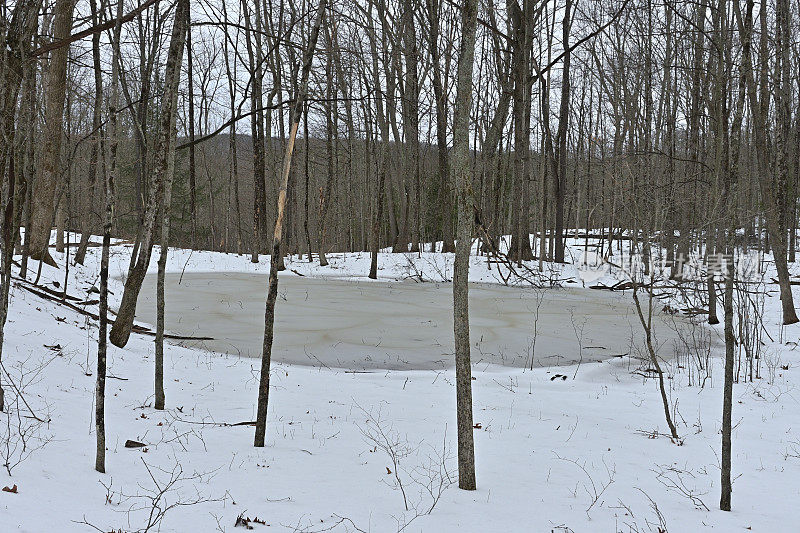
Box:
<box><xmin>108</xmin><ymin>0</ymin><xmax>190</xmax><ymax>348</ymax></box>
<box><xmin>96</xmin><ymin>0</ymin><xmax>123</xmax><ymax>473</ymax></box>
<box><xmin>319</xmin><ymin>94</ymin><xmax>335</xmax><ymax>267</ymax></box>
<box><xmin>720</xmin><ymin>237</ymin><xmax>734</xmax><ymax>510</ymax></box>
<box><xmin>553</xmin><ymin>0</ymin><xmax>572</xmax><ymax>264</ymax></box>
<box><xmin>427</xmin><ymin>0</ymin><xmax>453</xmax><ymax>253</ymax></box>
<box><xmin>452</xmin><ymin>0</ymin><xmax>479</xmax><ymax>491</ymax></box>
<box><xmin>254</xmin><ymin>0</ymin><xmax>327</xmax><ymax>448</ymax></box>
<box><xmin>368</xmin><ymin>0</ymin><xmax>389</xmax><ymax>279</ymax></box>
<box><xmin>242</xmin><ymin>0</ymin><xmax>267</xmax><ymax>263</ymax></box>
<box><xmin>737</xmin><ymin>0</ymin><xmax>798</xmax><ymax>324</ymax></box>
<box><xmin>27</xmin><ymin>0</ymin><xmax>75</xmax><ymax>267</ymax></box>
<box><xmin>0</xmin><ymin>0</ymin><xmax>42</xmax><ymax>412</ymax></box>
<box><xmin>74</xmin><ymin>6</ymin><xmax>104</xmax><ymax>267</ymax></box>
<box><xmin>508</xmin><ymin>0</ymin><xmax>534</xmax><ymax>263</ymax></box>
<box><xmin>154</xmin><ymin>138</ymin><xmax>177</xmax><ymax>410</ymax></box>
<box><xmin>401</xmin><ymin>0</ymin><xmax>421</xmax><ymax>253</ymax></box>
<box><xmin>154</xmin><ymin>3</ymin><xmax>186</xmax><ymax>410</ymax></box>
<box><xmin>187</xmin><ymin>10</ymin><xmax>197</xmax><ymax>249</ymax></box>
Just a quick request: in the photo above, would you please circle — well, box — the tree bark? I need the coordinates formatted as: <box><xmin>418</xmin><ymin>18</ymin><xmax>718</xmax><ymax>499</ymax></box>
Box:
<box><xmin>0</xmin><ymin>0</ymin><xmax>42</xmax><ymax>412</ymax></box>
<box><xmin>187</xmin><ymin>9</ymin><xmax>197</xmax><ymax>249</ymax></box>
<box><xmin>154</xmin><ymin>4</ymin><xmax>186</xmax><ymax>410</ymax></box>
<box><xmin>452</xmin><ymin>0</ymin><xmax>479</xmax><ymax>491</ymax></box>
<box><xmin>73</xmin><ymin>13</ymin><xmax>102</xmax><ymax>266</ymax></box>
<box><xmin>368</xmin><ymin>0</ymin><xmax>389</xmax><ymax>279</ymax></box>
<box><xmin>242</xmin><ymin>0</ymin><xmax>268</xmax><ymax>263</ymax></box>
<box><xmin>27</xmin><ymin>0</ymin><xmax>76</xmax><ymax>267</ymax></box>
<box><xmin>508</xmin><ymin>0</ymin><xmax>535</xmax><ymax>263</ymax></box>
<box><xmin>254</xmin><ymin>0</ymin><xmax>328</xmax><ymax>448</ymax></box>
<box><xmin>426</xmin><ymin>0</ymin><xmax>453</xmax><ymax>252</ymax></box>
<box><xmin>97</xmin><ymin>0</ymin><xmax>123</xmax><ymax>473</ymax></box>
<box><xmin>737</xmin><ymin>0</ymin><xmax>798</xmax><ymax>324</ymax></box>
<box><xmin>108</xmin><ymin>0</ymin><xmax>190</xmax><ymax>348</ymax></box>
<box><xmin>553</xmin><ymin>0</ymin><xmax>572</xmax><ymax>263</ymax></box>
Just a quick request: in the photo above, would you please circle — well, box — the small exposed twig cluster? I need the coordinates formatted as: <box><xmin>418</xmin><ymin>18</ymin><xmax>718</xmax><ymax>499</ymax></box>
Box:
<box><xmin>553</xmin><ymin>452</ymin><xmax>616</xmax><ymax>517</ymax></box>
<box><xmin>84</xmin><ymin>458</ymin><xmax>226</xmax><ymax>533</ymax></box>
<box><xmin>354</xmin><ymin>402</ymin><xmax>455</xmax><ymax>526</ymax></box>
<box><xmin>0</xmin><ymin>355</ymin><xmax>54</xmax><ymax>476</ymax></box>
<box><xmin>651</xmin><ymin>464</ymin><xmax>709</xmax><ymax>511</ymax></box>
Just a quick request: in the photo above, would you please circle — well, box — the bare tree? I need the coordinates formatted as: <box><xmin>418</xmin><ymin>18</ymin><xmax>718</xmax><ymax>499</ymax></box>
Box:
<box><xmin>96</xmin><ymin>0</ymin><xmax>124</xmax><ymax>475</ymax></box>
<box><xmin>26</xmin><ymin>0</ymin><xmax>76</xmax><ymax>267</ymax></box>
<box><xmin>109</xmin><ymin>0</ymin><xmax>190</xmax><ymax>348</ymax></box>
<box><xmin>73</xmin><ymin>0</ymin><xmax>104</xmax><ymax>267</ymax></box>
<box><xmin>241</xmin><ymin>0</ymin><xmax>268</xmax><ymax>263</ymax></box>
<box><xmin>153</xmin><ymin>0</ymin><xmax>191</xmax><ymax>411</ymax></box>
<box><xmin>0</xmin><ymin>0</ymin><xmax>43</xmax><ymax>412</ymax></box>
<box><xmin>738</xmin><ymin>0</ymin><xmax>798</xmax><ymax>325</ymax></box>
<box><xmin>254</xmin><ymin>0</ymin><xmax>328</xmax><ymax>447</ymax></box>
<box><xmin>507</xmin><ymin>0</ymin><xmax>535</xmax><ymax>263</ymax></box>
<box><xmin>451</xmin><ymin>0</ymin><xmax>479</xmax><ymax>491</ymax></box>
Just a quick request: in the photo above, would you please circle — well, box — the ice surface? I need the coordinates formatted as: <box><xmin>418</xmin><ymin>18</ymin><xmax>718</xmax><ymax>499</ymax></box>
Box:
<box><xmin>136</xmin><ymin>272</ymin><xmax>681</xmax><ymax>370</ymax></box>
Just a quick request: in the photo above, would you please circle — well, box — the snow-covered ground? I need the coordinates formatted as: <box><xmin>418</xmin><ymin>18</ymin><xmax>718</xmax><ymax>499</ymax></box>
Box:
<box><xmin>1</xmin><ymin>235</ymin><xmax>799</xmax><ymax>532</ymax></box>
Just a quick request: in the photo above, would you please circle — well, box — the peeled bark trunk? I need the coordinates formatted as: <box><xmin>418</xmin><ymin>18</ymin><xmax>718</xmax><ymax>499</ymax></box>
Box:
<box><xmin>254</xmin><ymin>0</ymin><xmax>327</xmax><ymax>448</ymax></box>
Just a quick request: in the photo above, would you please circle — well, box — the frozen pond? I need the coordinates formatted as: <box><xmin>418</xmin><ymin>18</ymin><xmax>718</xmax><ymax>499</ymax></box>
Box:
<box><xmin>136</xmin><ymin>272</ymin><xmax>681</xmax><ymax>370</ymax></box>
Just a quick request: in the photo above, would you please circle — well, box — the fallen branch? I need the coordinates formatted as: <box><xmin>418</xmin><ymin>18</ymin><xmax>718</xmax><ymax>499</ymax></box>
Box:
<box><xmin>14</xmin><ymin>282</ymin><xmax>214</xmax><ymax>342</ymax></box>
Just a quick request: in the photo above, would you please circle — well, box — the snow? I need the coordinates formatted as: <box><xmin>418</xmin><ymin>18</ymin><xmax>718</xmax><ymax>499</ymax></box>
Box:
<box><xmin>1</xmin><ymin>234</ymin><xmax>798</xmax><ymax>532</ymax></box>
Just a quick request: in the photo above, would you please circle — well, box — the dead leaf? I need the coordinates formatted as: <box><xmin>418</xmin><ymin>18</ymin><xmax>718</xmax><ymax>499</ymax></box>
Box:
<box><xmin>2</xmin><ymin>484</ymin><xmax>18</xmax><ymax>494</ymax></box>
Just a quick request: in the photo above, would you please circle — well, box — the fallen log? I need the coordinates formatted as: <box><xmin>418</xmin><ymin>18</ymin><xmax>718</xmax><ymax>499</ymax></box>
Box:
<box><xmin>15</xmin><ymin>282</ymin><xmax>214</xmax><ymax>342</ymax></box>
<box><xmin>12</xmin><ymin>275</ymin><xmax>83</xmax><ymax>301</ymax></box>
<box><xmin>589</xmin><ymin>280</ymin><xmax>636</xmax><ymax>291</ymax></box>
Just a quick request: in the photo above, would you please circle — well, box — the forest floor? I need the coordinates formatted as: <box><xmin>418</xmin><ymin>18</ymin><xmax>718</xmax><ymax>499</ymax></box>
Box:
<box><xmin>1</xmin><ymin>236</ymin><xmax>799</xmax><ymax>532</ymax></box>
